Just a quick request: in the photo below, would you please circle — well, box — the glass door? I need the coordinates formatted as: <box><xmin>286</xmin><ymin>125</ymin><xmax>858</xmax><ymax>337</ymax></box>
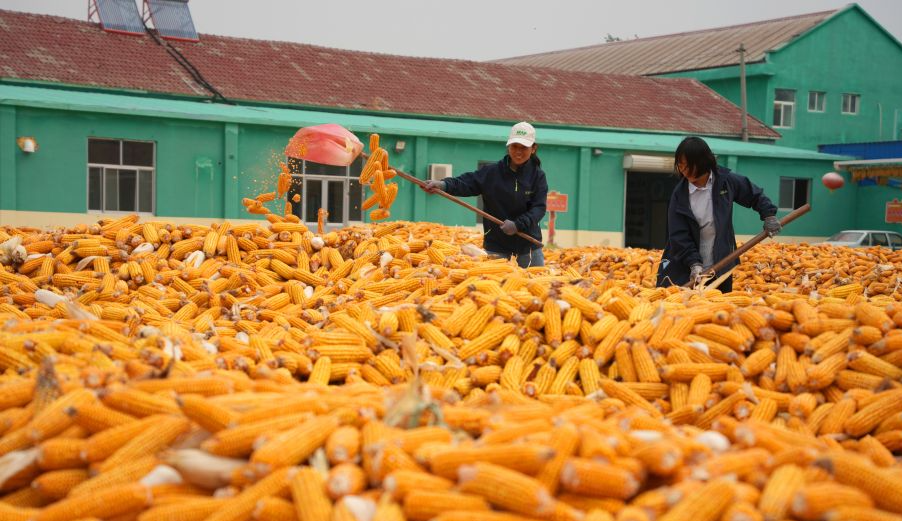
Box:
<box><xmin>285</xmin><ymin>157</ymin><xmax>365</xmax><ymax>231</ymax></box>
<box><xmin>302</xmin><ymin>177</ymin><xmax>348</xmax><ymax>232</ymax></box>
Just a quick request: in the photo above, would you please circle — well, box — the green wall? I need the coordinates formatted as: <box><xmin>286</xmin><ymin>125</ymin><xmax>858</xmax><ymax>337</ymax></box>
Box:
<box><xmin>762</xmin><ymin>8</ymin><xmax>902</xmax><ymax>149</ymax></box>
<box><xmin>855</xmin><ymin>185</ymin><xmax>902</xmax><ymax>232</ymax></box>
<box><xmin>2</xmin><ymin>102</ymin><xmax>851</xmax><ymax>243</ymax></box>
<box><xmin>663</xmin><ymin>7</ymin><xmax>902</xmax><ymax>150</ymax></box>
<box><xmin>11</xmin><ymin>107</ymin><xmax>224</xmax><ymax>217</ymax></box>
<box><xmin>729</xmin><ymin>156</ymin><xmax>857</xmax><ymax>236</ymax></box>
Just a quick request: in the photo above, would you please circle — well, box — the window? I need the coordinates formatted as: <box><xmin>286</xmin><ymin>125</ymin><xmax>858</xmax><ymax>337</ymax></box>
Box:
<box><xmin>889</xmin><ymin>233</ymin><xmax>902</xmax><ymax>250</ymax></box>
<box><xmin>808</xmin><ymin>91</ymin><xmax>825</xmax><ymax>112</ymax></box>
<box><xmin>773</xmin><ymin>89</ymin><xmax>795</xmax><ymax>128</ymax></box>
<box><xmin>286</xmin><ymin>156</ymin><xmax>365</xmax><ymax>227</ymax></box>
<box><xmin>778</xmin><ymin>177</ymin><xmax>810</xmax><ymax>211</ymax></box>
<box><xmin>869</xmin><ymin>233</ymin><xmax>888</xmax><ymax>247</ymax></box>
<box><xmin>88</xmin><ymin>138</ymin><xmax>154</xmax><ymax>213</ymax></box>
<box><xmin>842</xmin><ymin>93</ymin><xmax>860</xmax><ymax>115</ymax></box>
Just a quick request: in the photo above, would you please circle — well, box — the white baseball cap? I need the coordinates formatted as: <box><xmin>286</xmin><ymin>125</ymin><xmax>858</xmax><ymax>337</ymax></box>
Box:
<box><xmin>506</xmin><ymin>121</ymin><xmax>536</xmax><ymax>147</ymax></box>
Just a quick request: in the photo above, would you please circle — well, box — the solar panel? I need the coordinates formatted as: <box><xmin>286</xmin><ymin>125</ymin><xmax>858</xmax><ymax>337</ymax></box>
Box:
<box><xmin>92</xmin><ymin>0</ymin><xmax>146</xmax><ymax>36</ymax></box>
<box><xmin>146</xmin><ymin>0</ymin><xmax>199</xmax><ymax>42</ymax></box>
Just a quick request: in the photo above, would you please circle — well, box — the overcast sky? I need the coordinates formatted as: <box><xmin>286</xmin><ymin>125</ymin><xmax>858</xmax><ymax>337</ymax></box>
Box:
<box><xmin>2</xmin><ymin>0</ymin><xmax>900</xmax><ymax>61</ymax></box>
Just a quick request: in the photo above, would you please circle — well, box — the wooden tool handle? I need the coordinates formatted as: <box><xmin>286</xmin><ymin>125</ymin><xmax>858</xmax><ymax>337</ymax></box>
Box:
<box><xmin>704</xmin><ymin>203</ymin><xmax>811</xmax><ymax>277</ymax></box>
<box><xmin>362</xmin><ymin>153</ymin><xmax>544</xmax><ymax>248</ymax></box>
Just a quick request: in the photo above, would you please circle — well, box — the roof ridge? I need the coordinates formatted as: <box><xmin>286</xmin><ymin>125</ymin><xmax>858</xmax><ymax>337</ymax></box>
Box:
<box><xmin>495</xmin><ymin>8</ymin><xmax>837</xmax><ymax>62</ymax></box>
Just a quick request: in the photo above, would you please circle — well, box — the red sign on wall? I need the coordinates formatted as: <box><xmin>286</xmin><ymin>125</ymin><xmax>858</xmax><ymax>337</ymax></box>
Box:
<box><xmin>547</xmin><ymin>191</ymin><xmax>569</xmax><ymax>213</ymax></box>
<box><xmin>887</xmin><ymin>199</ymin><xmax>902</xmax><ymax>223</ymax></box>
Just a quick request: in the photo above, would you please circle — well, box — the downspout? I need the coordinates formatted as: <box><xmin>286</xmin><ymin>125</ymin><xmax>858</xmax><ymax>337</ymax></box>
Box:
<box><xmin>738</xmin><ymin>44</ymin><xmax>749</xmax><ymax>142</ymax></box>
<box><xmin>878</xmin><ymin>103</ymin><xmax>883</xmax><ymax>140</ymax></box>
<box><xmin>895</xmin><ymin>109</ymin><xmax>899</xmax><ymax>140</ymax></box>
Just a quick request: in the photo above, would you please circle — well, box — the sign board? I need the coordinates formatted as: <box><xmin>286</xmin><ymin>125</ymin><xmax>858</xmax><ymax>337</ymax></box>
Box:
<box><xmin>887</xmin><ymin>199</ymin><xmax>902</xmax><ymax>223</ymax></box>
<box><xmin>547</xmin><ymin>191</ymin><xmax>569</xmax><ymax>213</ymax></box>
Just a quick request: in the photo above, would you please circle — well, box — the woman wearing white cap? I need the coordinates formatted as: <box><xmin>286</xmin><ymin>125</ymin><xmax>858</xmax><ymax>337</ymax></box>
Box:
<box><xmin>423</xmin><ymin>121</ymin><xmax>548</xmax><ymax>268</ymax></box>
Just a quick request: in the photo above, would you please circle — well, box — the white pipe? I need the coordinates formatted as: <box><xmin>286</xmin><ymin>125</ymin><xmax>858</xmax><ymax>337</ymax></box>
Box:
<box><xmin>895</xmin><ymin>109</ymin><xmax>899</xmax><ymax>140</ymax></box>
<box><xmin>878</xmin><ymin>103</ymin><xmax>883</xmax><ymax>140</ymax></box>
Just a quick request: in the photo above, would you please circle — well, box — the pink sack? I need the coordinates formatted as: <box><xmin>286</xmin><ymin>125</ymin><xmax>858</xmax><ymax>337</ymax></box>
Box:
<box><xmin>284</xmin><ymin>124</ymin><xmax>363</xmax><ymax>167</ymax></box>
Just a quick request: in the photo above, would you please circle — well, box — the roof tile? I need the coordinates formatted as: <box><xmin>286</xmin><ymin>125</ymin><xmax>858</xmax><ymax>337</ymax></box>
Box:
<box><xmin>0</xmin><ymin>9</ymin><xmax>778</xmax><ymax>139</ymax></box>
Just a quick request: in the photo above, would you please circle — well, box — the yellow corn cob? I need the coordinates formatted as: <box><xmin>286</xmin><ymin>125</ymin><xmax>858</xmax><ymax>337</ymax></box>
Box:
<box><xmin>288</xmin><ymin>466</ymin><xmax>332</xmax><ymax>521</ymax></box>
<box><xmin>429</xmin><ymin>443</ymin><xmax>554</xmax><ymax>480</ymax></box>
<box><xmin>95</xmin><ymin>414</ymin><xmax>189</xmax><ymax>473</ymax></box>
<box><xmin>28</xmin><ymin>388</ymin><xmax>96</xmax><ymax>442</ymax></box>
<box><xmin>403</xmin><ymin>490</ymin><xmax>491</xmax><ymax>521</ymax></box>
<box><xmin>177</xmin><ymin>393</ymin><xmax>239</xmax><ymax>433</ymax></box>
<box><xmin>207</xmin><ymin>466</ymin><xmax>293</xmax><ymax>521</ymax></box>
<box><xmin>250</xmin><ymin>414</ymin><xmax>339</xmax><ymax>469</ymax></box>
<box><xmin>657</xmin><ymin>478</ymin><xmax>735</xmax><ymax>521</ymax></box>
<box><xmin>32</xmin><ymin>468</ymin><xmax>89</xmax><ymax>500</ymax></box>
<box><xmin>458</xmin><ymin>462</ymin><xmax>555</xmax><ymax>517</ymax></box>
<box><xmin>383</xmin><ymin>470</ymin><xmax>454</xmax><ymax>501</ymax></box>
<box><xmin>817</xmin><ymin>451</ymin><xmax>902</xmax><ymax>513</ymax></box>
<box><xmin>459</xmin><ymin>304</ymin><xmax>496</xmax><ymax>341</ymax></box>
<box><xmin>252</xmin><ymin>495</ymin><xmax>296</xmax><ymax>521</ymax></box>
<box><xmin>36</xmin><ymin>438</ymin><xmax>87</xmax><ymax>470</ymax></box>
<box><xmin>36</xmin><ymin>482</ymin><xmax>151</xmax><ymax>521</ymax></box>
<box><xmin>844</xmin><ymin>389</ymin><xmax>902</xmax><ymax>437</ymax></box>
<box><xmin>308</xmin><ymin>356</ymin><xmax>332</xmax><ymax>385</ymax></box>
<box><xmin>548</xmin><ymin>358</ymin><xmax>579</xmax><ymax>395</ymax></box>
<box><xmin>757</xmin><ymin>463</ymin><xmax>805</xmax><ymax>520</ymax></box>
<box><xmin>457</xmin><ymin>323</ymin><xmax>516</xmax><ymax>360</ymax></box>
<box><xmin>560</xmin><ymin>457</ymin><xmax>639</xmax><ymax>500</ymax></box>
<box><xmin>101</xmin><ymin>387</ymin><xmax>180</xmax><ymax>417</ymax></box>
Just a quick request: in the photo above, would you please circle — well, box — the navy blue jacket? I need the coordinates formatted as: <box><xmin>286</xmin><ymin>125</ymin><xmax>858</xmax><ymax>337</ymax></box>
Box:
<box><xmin>656</xmin><ymin>166</ymin><xmax>777</xmax><ymax>287</ymax></box>
<box><xmin>443</xmin><ymin>155</ymin><xmax>548</xmax><ymax>255</ymax></box>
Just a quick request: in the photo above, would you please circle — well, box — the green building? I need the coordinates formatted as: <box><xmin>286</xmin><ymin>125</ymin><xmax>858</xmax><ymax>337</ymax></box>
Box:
<box><xmin>498</xmin><ymin>4</ymin><xmax>902</xmax><ymax>152</ymax></box>
<box><xmin>0</xmin><ymin>9</ymin><xmax>877</xmax><ymax>248</ymax></box>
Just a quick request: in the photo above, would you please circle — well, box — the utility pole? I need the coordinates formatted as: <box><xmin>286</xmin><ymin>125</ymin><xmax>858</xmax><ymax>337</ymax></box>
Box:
<box><xmin>738</xmin><ymin>43</ymin><xmax>749</xmax><ymax>142</ymax></box>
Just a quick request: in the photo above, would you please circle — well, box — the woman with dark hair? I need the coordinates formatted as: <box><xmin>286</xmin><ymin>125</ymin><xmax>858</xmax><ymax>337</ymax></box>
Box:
<box><xmin>656</xmin><ymin>136</ymin><xmax>781</xmax><ymax>291</ymax></box>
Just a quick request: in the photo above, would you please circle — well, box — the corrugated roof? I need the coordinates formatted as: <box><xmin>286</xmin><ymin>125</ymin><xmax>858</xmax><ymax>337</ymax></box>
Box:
<box><xmin>495</xmin><ymin>9</ymin><xmax>837</xmax><ymax>75</ymax></box>
<box><xmin>0</xmin><ymin>9</ymin><xmax>779</xmax><ymax>139</ymax></box>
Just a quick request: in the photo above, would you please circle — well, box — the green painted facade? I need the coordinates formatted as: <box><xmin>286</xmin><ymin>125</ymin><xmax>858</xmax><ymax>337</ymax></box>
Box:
<box><xmin>4</xmin><ymin>83</ymin><xmax>890</xmax><ymax>243</ymax></box>
<box><xmin>662</xmin><ymin>5</ymin><xmax>902</xmax><ymax>151</ymax></box>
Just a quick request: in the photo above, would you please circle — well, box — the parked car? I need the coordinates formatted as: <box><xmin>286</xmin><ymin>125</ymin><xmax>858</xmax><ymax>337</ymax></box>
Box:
<box><xmin>822</xmin><ymin>230</ymin><xmax>902</xmax><ymax>250</ymax></box>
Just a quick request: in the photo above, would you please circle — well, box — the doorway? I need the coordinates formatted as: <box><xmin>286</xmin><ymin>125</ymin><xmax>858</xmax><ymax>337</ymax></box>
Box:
<box><xmin>624</xmin><ymin>171</ymin><xmax>679</xmax><ymax>250</ymax></box>
<box><xmin>286</xmin><ymin>157</ymin><xmax>364</xmax><ymax>231</ymax></box>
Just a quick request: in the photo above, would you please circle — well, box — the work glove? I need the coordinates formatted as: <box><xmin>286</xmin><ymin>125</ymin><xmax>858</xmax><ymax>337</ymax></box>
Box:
<box><xmin>422</xmin><ymin>180</ymin><xmax>445</xmax><ymax>193</ymax></box>
<box><xmin>500</xmin><ymin>220</ymin><xmax>518</xmax><ymax>235</ymax></box>
<box><xmin>763</xmin><ymin>215</ymin><xmax>782</xmax><ymax>237</ymax></box>
<box><xmin>689</xmin><ymin>264</ymin><xmax>704</xmax><ymax>287</ymax></box>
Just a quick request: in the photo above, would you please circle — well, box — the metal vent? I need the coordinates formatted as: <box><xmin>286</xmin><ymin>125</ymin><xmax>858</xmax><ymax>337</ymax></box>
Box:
<box><xmin>428</xmin><ymin>164</ymin><xmax>452</xmax><ymax>181</ymax></box>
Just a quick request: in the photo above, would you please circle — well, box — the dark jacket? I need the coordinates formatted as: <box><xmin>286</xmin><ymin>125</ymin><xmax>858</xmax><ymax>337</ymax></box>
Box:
<box><xmin>656</xmin><ymin>166</ymin><xmax>777</xmax><ymax>288</ymax></box>
<box><xmin>443</xmin><ymin>155</ymin><xmax>548</xmax><ymax>255</ymax></box>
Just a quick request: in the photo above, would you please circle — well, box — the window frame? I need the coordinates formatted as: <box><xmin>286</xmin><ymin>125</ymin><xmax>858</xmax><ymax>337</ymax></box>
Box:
<box><xmin>285</xmin><ymin>157</ymin><xmax>365</xmax><ymax>228</ymax></box>
<box><xmin>778</xmin><ymin>176</ymin><xmax>811</xmax><ymax>211</ymax></box>
<box><xmin>842</xmin><ymin>93</ymin><xmax>860</xmax><ymax>115</ymax></box>
<box><xmin>773</xmin><ymin>89</ymin><xmax>796</xmax><ymax>128</ymax></box>
<box><xmin>807</xmin><ymin>91</ymin><xmax>826</xmax><ymax>113</ymax></box>
<box><xmin>86</xmin><ymin>138</ymin><xmax>156</xmax><ymax>215</ymax></box>
<box><xmin>889</xmin><ymin>233</ymin><xmax>902</xmax><ymax>250</ymax></box>
<box><xmin>869</xmin><ymin>232</ymin><xmax>889</xmax><ymax>247</ymax></box>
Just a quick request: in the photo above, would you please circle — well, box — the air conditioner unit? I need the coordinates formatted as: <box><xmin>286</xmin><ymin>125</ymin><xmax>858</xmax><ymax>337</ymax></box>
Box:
<box><xmin>428</xmin><ymin>164</ymin><xmax>452</xmax><ymax>181</ymax></box>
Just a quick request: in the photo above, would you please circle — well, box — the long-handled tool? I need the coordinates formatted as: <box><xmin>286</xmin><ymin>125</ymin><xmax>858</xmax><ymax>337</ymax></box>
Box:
<box><xmin>285</xmin><ymin>124</ymin><xmax>543</xmax><ymax>248</ymax></box>
<box><xmin>686</xmin><ymin>203</ymin><xmax>811</xmax><ymax>289</ymax></box>
<box><xmin>359</xmin><ymin>152</ymin><xmax>543</xmax><ymax>248</ymax></box>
